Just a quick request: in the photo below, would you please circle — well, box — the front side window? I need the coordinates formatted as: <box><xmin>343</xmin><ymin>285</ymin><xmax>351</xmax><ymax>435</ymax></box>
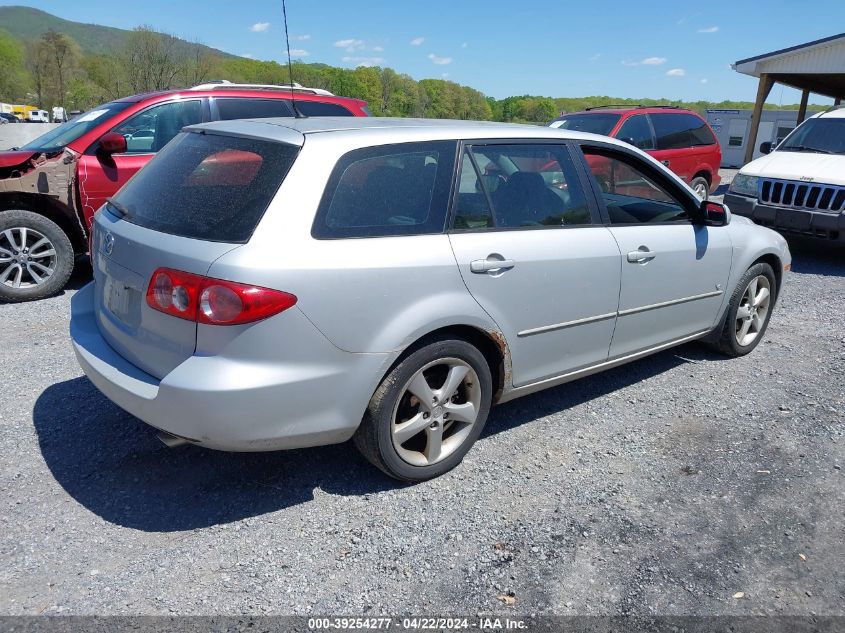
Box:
<box><xmin>312</xmin><ymin>141</ymin><xmax>456</xmax><ymax>239</ymax></box>
<box><xmin>582</xmin><ymin>147</ymin><xmax>690</xmax><ymax>224</ymax></box>
<box><xmin>616</xmin><ymin>115</ymin><xmax>655</xmax><ymax>150</ymax></box>
<box><xmin>111</xmin><ymin>100</ymin><xmax>202</xmax><ymax>154</ymax></box>
<box><xmin>453</xmin><ymin>144</ymin><xmax>591</xmax><ymax>230</ymax></box>
<box><xmin>216</xmin><ymin>98</ymin><xmax>294</xmax><ymax>120</ymax></box>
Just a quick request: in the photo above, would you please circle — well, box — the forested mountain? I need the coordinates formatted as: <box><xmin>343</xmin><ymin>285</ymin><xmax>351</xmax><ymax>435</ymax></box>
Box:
<box><xmin>0</xmin><ymin>6</ymin><xmax>233</xmax><ymax>58</ymax></box>
<box><xmin>0</xmin><ymin>6</ymin><xmax>818</xmax><ymax>122</ymax></box>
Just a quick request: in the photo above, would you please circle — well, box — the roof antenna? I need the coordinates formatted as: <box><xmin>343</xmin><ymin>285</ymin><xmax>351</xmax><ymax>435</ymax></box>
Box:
<box><xmin>282</xmin><ymin>0</ymin><xmax>305</xmax><ymax>118</ymax></box>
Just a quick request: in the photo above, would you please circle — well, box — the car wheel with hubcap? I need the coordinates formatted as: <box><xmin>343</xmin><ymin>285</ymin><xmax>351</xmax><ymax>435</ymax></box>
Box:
<box><xmin>690</xmin><ymin>176</ymin><xmax>709</xmax><ymax>200</ymax></box>
<box><xmin>0</xmin><ymin>210</ymin><xmax>74</xmax><ymax>302</ymax></box>
<box><xmin>354</xmin><ymin>337</ymin><xmax>492</xmax><ymax>481</ymax></box>
<box><xmin>710</xmin><ymin>262</ymin><xmax>777</xmax><ymax>357</ymax></box>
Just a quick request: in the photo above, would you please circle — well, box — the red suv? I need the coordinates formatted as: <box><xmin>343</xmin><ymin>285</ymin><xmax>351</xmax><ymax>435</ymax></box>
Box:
<box><xmin>0</xmin><ymin>82</ymin><xmax>368</xmax><ymax>301</ymax></box>
<box><xmin>550</xmin><ymin>106</ymin><xmax>721</xmax><ymax>200</ymax></box>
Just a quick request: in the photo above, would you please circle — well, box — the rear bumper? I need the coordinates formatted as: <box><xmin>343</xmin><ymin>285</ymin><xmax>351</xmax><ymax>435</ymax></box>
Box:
<box><xmin>70</xmin><ymin>282</ymin><xmax>391</xmax><ymax>451</ymax></box>
<box><xmin>725</xmin><ymin>193</ymin><xmax>845</xmax><ymax>241</ymax></box>
<box><xmin>710</xmin><ymin>171</ymin><xmax>721</xmax><ymax>193</ymax></box>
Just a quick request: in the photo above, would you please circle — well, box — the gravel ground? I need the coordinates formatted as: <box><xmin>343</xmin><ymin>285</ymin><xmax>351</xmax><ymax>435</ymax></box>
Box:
<box><xmin>1</xmin><ymin>185</ymin><xmax>843</xmax><ymax>617</ymax></box>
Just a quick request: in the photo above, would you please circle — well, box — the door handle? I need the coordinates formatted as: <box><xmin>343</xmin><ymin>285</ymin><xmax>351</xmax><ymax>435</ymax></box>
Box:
<box><xmin>627</xmin><ymin>248</ymin><xmax>657</xmax><ymax>263</ymax></box>
<box><xmin>470</xmin><ymin>256</ymin><xmax>515</xmax><ymax>273</ymax></box>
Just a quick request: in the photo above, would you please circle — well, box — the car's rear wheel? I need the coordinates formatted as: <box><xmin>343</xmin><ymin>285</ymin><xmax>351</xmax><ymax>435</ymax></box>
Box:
<box><xmin>0</xmin><ymin>210</ymin><xmax>74</xmax><ymax>302</ymax></box>
<box><xmin>710</xmin><ymin>262</ymin><xmax>776</xmax><ymax>357</ymax></box>
<box><xmin>354</xmin><ymin>337</ymin><xmax>492</xmax><ymax>481</ymax></box>
<box><xmin>691</xmin><ymin>176</ymin><xmax>709</xmax><ymax>200</ymax></box>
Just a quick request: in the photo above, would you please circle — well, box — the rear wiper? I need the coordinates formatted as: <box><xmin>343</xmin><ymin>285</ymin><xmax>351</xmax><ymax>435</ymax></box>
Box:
<box><xmin>783</xmin><ymin>145</ymin><xmax>833</xmax><ymax>154</ymax></box>
<box><xmin>106</xmin><ymin>197</ymin><xmax>129</xmax><ymax>218</ymax></box>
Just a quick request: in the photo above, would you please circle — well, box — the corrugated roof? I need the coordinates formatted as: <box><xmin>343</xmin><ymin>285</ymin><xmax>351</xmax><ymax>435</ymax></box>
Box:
<box><xmin>734</xmin><ymin>33</ymin><xmax>845</xmax><ymax>66</ymax></box>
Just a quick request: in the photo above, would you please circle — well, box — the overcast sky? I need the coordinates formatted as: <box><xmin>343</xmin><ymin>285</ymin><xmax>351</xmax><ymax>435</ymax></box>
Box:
<box><xmin>4</xmin><ymin>0</ymin><xmax>842</xmax><ymax>104</ymax></box>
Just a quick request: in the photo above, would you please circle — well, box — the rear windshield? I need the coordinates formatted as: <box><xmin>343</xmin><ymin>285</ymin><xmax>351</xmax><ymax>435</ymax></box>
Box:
<box><xmin>553</xmin><ymin>113</ymin><xmax>621</xmax><ymax>136</ymax></box>
<box><xmin>111</xmin><ymin>131</ymin><xmax>299</xmax><ymax>242</ymax></box>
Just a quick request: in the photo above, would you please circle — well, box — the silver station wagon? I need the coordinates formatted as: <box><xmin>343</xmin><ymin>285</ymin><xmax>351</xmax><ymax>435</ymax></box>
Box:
<box><xmin>70</xmin><ymin>117</ymin><xmax>791</xmax><ymax>481</ymax></box>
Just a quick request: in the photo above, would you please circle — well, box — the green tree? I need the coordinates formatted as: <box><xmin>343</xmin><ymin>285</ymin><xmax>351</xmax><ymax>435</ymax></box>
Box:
<box><xmin>121</xmin><ymin>27</ymin><xmax>181</xmax><ymax>93</ymax></box>
<box><xmin>82</xmin><ymin>54</ymin><xmax>127</xmax><ymax>101</ymax></box>
<box><xmin>0</xmin><ymin>29</ymin><xmax>31</xmax><ymax>102</ymax></box>
<box><xmin>40</xmin><ymin>29</ymin><xmax>80</xmax><ymax>110</ymax></box>
<box><xmin>25</xmin><ymin>39</ymin><xmax>53</xmax><ymax>107</ymax></box>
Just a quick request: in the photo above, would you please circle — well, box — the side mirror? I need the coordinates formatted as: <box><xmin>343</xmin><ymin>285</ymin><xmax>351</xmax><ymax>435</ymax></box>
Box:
<box><xmin>699</xmin><ymin>200</ymin><xmax>730</xmax><ymax>226</ymax></box>
<box><xmin>759</xmin><ymin>141</ymin><xmax>772</xmax><ymax>155</ymax></box>
<box><xmin>98</xmin><ymin>132</ymin><xmax>127</xmax><ymax>156</ymax></box>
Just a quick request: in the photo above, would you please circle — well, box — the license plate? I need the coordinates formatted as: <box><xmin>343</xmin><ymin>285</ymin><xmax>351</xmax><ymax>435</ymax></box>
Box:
<box><xmin>105</xmin><ymin>276</ymin><xmax>138</xmax><ymax>324</ymax></box>
<box><xmin>776</xmin><ymin>209</ymin><xmax>811</xmax><ymax>231</ymax></box>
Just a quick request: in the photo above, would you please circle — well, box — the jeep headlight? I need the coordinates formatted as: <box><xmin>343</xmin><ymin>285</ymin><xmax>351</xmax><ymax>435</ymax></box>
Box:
<box><xmin>729</xmin><ymin>173</ymin><xmax>759</xmax><ymax>197</ymax></box>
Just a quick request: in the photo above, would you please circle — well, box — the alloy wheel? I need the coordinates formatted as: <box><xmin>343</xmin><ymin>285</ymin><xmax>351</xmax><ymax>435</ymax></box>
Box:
<box><xmin>735</xmin><ymin>275</ymin><xmax>771</xmax><ymax>346</ymax></box>
<box><xmin>391</xmin><ymin>358</ymin><xmax>482</xmax><ymax>467</ymax></box>
<box><xmin>0</xmin><ymin>227</ymin><xmax>58</xmax><ymax>289</ymax></box>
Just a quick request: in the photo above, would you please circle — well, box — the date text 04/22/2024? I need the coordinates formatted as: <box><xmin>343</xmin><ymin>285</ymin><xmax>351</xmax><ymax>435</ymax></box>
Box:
<box><xmin>307</xmin><ymin>617</ymin><xmax>528</xmax><ymax>630</ymax></box>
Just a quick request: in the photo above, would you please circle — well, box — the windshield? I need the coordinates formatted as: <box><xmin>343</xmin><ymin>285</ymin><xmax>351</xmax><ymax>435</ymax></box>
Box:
<box><xmin>552</xmin><ymin>113</ymin><xmax>621</xmax><ymax>136</ymax></box>
<box><xmin>20</xmin><ymin>101</ymin><xmax>132</xmax><ymax>152</ymax></box>
<box><xmin>778</xmin><ymin>117</ymin><xmax>845</xmax><ymax>155</ymax></box>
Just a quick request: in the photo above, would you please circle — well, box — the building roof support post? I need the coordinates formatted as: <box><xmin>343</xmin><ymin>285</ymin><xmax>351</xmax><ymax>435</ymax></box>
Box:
<box><xmin>796</xmin><ymin>89</ymin><xmax>810</xmax><ymax>125</ymax></box>
<box><xmin>744</xmin><ymin>73</ymin><xmax>775</xmax><ymax>165</ymax></box>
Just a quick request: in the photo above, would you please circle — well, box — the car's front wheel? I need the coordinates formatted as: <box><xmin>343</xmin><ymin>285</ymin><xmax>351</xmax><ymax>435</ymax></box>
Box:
<box><xmin>0</xmin><ymin>210</ymin><xmax>74</xmax><ymax>302</ymax></box>
<box><xmin>710</xmin><ymin>262</ymin><xmax>777</xmax><ymax>357</ymax></box>
<box><xmin>354</xmin><ymin>337</ymin><xmax>493</xmax><ymax>481</ymax></box>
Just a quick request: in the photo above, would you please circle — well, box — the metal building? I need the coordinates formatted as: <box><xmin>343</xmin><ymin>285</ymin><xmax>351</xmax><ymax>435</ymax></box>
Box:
<box><xmin>732</xmin><ymin>32</ymin><xmax>845</xmax><ymax>164</ymax></box>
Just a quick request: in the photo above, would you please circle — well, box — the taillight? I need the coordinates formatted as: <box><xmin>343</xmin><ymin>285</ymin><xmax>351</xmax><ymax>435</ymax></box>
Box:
<box><xmin>146</xmin><ymin>268</ymin><xmax>296</xmax><ymax>325</ymax></box>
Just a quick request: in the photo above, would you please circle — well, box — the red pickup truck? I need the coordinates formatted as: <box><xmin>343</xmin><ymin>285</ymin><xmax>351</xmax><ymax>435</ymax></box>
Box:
<box><xmin>0</xmin><ymin>82</ymin><xmax>368</xmax><ymax>302</ymax></box>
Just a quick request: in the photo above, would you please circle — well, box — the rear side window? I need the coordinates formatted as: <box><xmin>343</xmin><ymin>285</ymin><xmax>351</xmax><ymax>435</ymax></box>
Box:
<box><xmin>312</xmin><ymin>141</ymin><xmax>457</xmax><ymax>239</ymax></box>
<box><xmin>454</xmin><ymin>143</ymin><xmax>591</xmax><ymax>229</ymax></box>
<box><xmin>553</xmin><ymin>113</ymin><xmax>621</xmax><ymax>135</ymax></box>
<box><xmin>295</xmin><ymin>101</ymin><xmax>354</xmax><ymax>116</ymax></box>
<box><xmin>216</xmin><ymin>98</ymin><xmax>294</xmax><ymax>120</ymax></box>
<box><xmin>112</xmin><ymin>132</ymin><xmax>298</xmax><ymax>242</ymax></box>
<box><xmin>652</xmin><ymin>113</ymin><xmax>715</xmax><ymax>149</ymax></box>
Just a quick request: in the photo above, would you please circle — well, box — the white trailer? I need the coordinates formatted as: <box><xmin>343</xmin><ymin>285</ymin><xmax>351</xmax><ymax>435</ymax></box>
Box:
<box><xmin>707</xmin><ymin>109</ymin><xmax>822</xmax><ymax>167</ymax></box>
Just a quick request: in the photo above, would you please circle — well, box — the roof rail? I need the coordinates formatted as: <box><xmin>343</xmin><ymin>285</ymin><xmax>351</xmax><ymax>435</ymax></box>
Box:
<box><xmin>188</xmin><ymin>79</ymin><xmax>334</xmax><ymax>96</ymax></box>
<box><xmin>584</xmin><ymin>104</ymin><xmax>643</xmax><ymax>110</ymax></box>
<box><xmin>584</xmin><ymin>104</ymin><xmax>681</xmax><ymax>111</ymax></box>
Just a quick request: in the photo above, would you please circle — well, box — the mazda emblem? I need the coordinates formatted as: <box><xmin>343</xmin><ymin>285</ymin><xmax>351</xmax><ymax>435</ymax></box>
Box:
<box><xmin>104</xmin><ymin>232</ymin><xmax>115</xmax><ymax>255</ymax></box>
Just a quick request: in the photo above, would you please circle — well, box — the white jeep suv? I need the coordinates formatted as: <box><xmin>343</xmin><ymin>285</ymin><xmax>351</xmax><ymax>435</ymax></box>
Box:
<box><xmin>725</xmin><ymin>107</ymin><xmax>845</xmax><ymax>241</ymax></box>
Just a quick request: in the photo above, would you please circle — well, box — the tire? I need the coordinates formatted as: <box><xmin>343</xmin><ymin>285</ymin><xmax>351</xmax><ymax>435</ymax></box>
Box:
<box><xmin>690</xmin><ymin>176</ymin><xmax>709</xmax><ymax>200</ymax></box>
<box><xmin>709</xmin><ymin>262</ymin><xmax>777</xmax><ymax>357</ymax></box>
<box><xmin>354</xmin><ymin>337</ymin><xmax>493</xmax><ymax>482</ymax></box>
<box><xmin>0</xmin><ymin>209</ymin><xmax>74</xmax><ymax>302</ymax></box>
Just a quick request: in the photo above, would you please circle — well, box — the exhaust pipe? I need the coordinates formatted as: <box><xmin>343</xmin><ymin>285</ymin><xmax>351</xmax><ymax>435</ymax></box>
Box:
<box><xmin>157</xmin><ymin>431</ymin><xmax>190</xmax><ymax>448</ymax></box>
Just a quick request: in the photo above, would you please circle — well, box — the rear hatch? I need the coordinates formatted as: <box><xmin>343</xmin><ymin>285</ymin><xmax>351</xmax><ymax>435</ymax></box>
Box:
<box><xmin>92</xmin><ymin>126</ymin><xmax>302</xmax><ymax>379</ymax></box>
